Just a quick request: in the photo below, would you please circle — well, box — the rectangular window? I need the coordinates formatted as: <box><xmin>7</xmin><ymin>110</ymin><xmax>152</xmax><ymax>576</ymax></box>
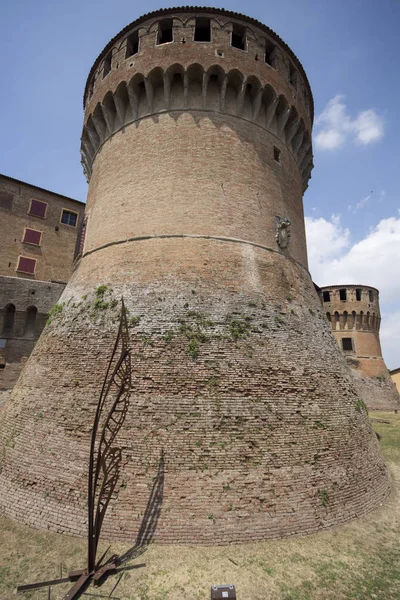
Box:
<box><xmin>60</xmin><ymin>209</ymin><xmax>78</xmax><ymax>227</ymax></box>
<box><xmin>157</xmin><ymin>19</ymin><xmax>173</xmax><ymax>45</ymax></box>
<box><xmin>231</xmin><ymin>24</ymin><xmax>246</xmax><ymax>50</ymax></box>
<box><xmin>265</xmin><ymin>40</ymin><xmax>276</xmax><ymax>68</ymax></box>
<box><xmin>339</xmin><ymin>288</ymin><xmax>347</xmax><ymax>301</ymax></box>
<box><xmin>17</xmin><ymin>256</ymin><xmax>36</xmax><ymax>274</ymax></box>
<box><xmin>274</xmin><ymin>146</ymin><xmax>281</xmax><ymax>163</ymax></box>
<box><xmin>103</xmin><ymin>52</ymin><xmax>112</xmax><ymax>78</ymax></box>
<box><xmin>356</xmin><ymin>289</ymin><xmax>362</xmax><ymax>301</ymax></box>
<box><xmin>369</xmin><ymin>290</ymin><xmax>373</xmax><ymax>302</ymax></box>
<box><xmin>194</xmin><ymin>17</ymin><xmax>211</xmax><ymax>42</ymax></box>
<box><xmin>342</xmin><ymin>337</ymin><xmax>353</xmax><ymax>352</ymax></box>
<box><xmin>126</xmin><ymin>31</ymin><xmax>139</xmax><ymax>57</ymax></box>
<box><xmin>23</xmin><ymin>227</ymin><xmax>42</xmax><ymax>246</ymax></box>
<box><xmin>28</xmin><ymin>199</ymin><xmax>47</xmax><ymax>218</ymax></box>
<box><xmin>323</xmin><ymin>291</ymin><xmax>331</xmax><ymax>302</ymax></box>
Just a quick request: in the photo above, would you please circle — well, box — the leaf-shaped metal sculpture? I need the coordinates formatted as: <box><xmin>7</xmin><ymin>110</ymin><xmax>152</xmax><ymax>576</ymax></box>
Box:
<box><xmin>87</xmin><ymin>298</ymin><xmax>132</xmax><ymax>572</ymax></box>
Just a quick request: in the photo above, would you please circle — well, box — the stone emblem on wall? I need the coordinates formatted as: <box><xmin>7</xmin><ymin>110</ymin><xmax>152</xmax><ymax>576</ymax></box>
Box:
<box><xmin>275</xmin><ymin>216</ymin><xmax>291</xmax><ymax>249</ymax></box>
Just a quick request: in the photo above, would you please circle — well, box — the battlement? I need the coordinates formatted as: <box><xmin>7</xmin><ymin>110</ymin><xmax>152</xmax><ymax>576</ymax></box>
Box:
<box><xmin>80</xmin><ymin>8</ymin><xmax>313</xmax><ymax>190</ymax></box>
<box><xmin>81</xmin><ymin>62</ymin><xmax>312</xmax><ymax>190</ymax></box>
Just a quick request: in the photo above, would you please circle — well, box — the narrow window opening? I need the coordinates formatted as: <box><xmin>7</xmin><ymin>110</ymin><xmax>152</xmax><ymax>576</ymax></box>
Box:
<box><xmin>24</xmin><ymin>306</ymin><xmax>37</xmax><ymax>338</ymax></box>
<box><xmin>339</xmin><ymin>288</ymin><xmax>347</xmax><ymax>301</ymax></box>
<box><xmin>126</xmin><ymin>31</ymin><xmax>139</xmax><ymax>57</ymax></box>
<box><xmin>103</xmin><ymin>52</ymin><xmax>112</xmax><ymax>78</ymax></box>
<box><xmin>356</xmin><ymin>289</ymin><xmax>362</xmax><ymax>301</ymax></box>
<box><xmin>194</xmin><ymin>17</ymin><xmax>211</xmax><ymax>42</ymax></box>
<box><xmin>61</xmin><ymin>209</ymin><xmax>78</xmax><ymax>227</ymax></box>
<box><xmin>231</xmin><ymin>24</ymin><xmax>246</xmax><ymax>51</ymax></box>
<box><xmin>157</xmin><ymin>19</ymin><xmax>173</xmax><ymax>45</ymax></box>
<box><xmin>342</xmin><ymin>337</ymin><xmax>353</xmax><ymax>352</ymax></box>
<box><xmin>88</xmin><ymin>79</ymin><xmax>94</xmax><ymax>101</ymax></box>
<box><xmin>265</xmin><ymin>40</ymin><xmax>276</xmax><ymax>68</ymax></box>
<box><xmin>323</xmin><ymin>291</ymin><xmax>331</xmax><ymax>302</ymax></box>
<box><xmin>0</xmin><ymin>191</ymin><xmax>14</xmax><ymax>211</ymax></box>
<box><xmin>289</xmin><ymin>64</ymin><xmax>297</xmax><ymax>88</ymax></box>
<box><xmin>273</xmin><ymin>146</ymin><xmax>281</xmax><ymax>163</ymax></box>
<box><xmin>369</xmin><ymin>290</ymin><xmax>373</xmax><ymax>302</ymax></box>
<box><xmin>3</xmin><ymin>304</ymin><xmax>15</xmax><ymax>336</ymax></box>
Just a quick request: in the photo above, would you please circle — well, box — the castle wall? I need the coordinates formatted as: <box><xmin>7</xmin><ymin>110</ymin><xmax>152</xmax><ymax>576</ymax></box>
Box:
<box><xmin>0</xmin><ymin>276</ymin><xmax>65</xmax><ymax>385</ymax></box>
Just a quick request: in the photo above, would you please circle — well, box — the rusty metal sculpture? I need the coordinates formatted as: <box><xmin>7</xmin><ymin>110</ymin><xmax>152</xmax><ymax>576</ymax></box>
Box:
<box><xmin>17</xmin><ymin>299</ymin><xmax>145</xmax><ymax>599</ymax></box>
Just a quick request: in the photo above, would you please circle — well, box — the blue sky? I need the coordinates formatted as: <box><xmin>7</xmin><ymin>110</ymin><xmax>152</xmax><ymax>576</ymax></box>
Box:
<box><xmin>1</xmin><ymin>0</ymin><xmax>399</xmax><ymax>368</ymax></box>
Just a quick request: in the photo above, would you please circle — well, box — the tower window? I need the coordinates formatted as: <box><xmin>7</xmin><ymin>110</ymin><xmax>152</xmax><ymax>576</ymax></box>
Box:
<box><xmin>23</xmin><ymin>227</ymin><xmax>42</xmax><ymax>246</ymax></box>
<box><xmin>61</xmin><ymin>209</ymin><xmax>78</xmax><ymax>227</ymax></box>
<box><xmin>231</xmin><ymin>24</ymin><xmax>246</xmax><ymax>50</ymax></box>
<box><xmin>274</xmin><ymin>146</ymin><xmax>281</xmax><ymax>163</ymax></box>
<box><xmin>28</xmin><ymin>199</ymin><xmax>47</xmax><ymax>219</ymax></box>
<box><xmin>194</xmin><ymin>17</ymin><xmax>211</xmax><ymax>42</ymax></box>
<box><xmin>126</xmin><ymin>31</ymin><xmax>139</xmax><ymax>57</ymax></box>
<box><xmin>323</xmin><ymin>291</ymin><xmax>331</xmax><ymax>302</ymax></box>
<box><xmin>103</xmin><ymin>52</ymin><xmax>112</xmax><ymax>78</ymax></box>
<box><xmin>369</xmin><ymin>290</ymin><xmax>373</xmax><ymax>302</ymax></box>
<box><xmin>17</xmin><ymin>256</ymin><xmax>37</xmax><ymax>275</ymax></box>
<box><xmin>356</xmin><ymin>289</ymin><xmax>362</xmax><ymax>301</ymax></box>
<box><xmin>157</xmin><ymin>19</ymin><xmax>173</xmax><ymax>45</ymax></box>
<box><xmin>339</xmin><ymin>289</ymin><xmax>347</xmax><ymax>301</ymax></box>
<box><xmin>265</xmin><ymin>40</ymin><xmax>276</xmax><ymax>68</ymax></box>
<box><xmin>289</xmin><ymin>64</ymin><xmax>297</xmax><ymax>88</ymax></box>
<box><xmin>342</xmin><ymin>337</ymin><xmax>353</xmax><ymax>352</ymax></box>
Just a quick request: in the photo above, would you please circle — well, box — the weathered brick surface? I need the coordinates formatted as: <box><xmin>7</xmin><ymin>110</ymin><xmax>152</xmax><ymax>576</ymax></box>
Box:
<box><xmin>0</xmin><ymin>242</ymin><xmax>391</xmax><ymax>542</ymax></box>
<box><xmin>0</xmin><ymin>9</ymin><xmax>391</xmax><ymax>543</ymax></box>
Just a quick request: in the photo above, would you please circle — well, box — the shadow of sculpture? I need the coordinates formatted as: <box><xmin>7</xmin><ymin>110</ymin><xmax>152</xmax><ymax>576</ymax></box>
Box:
<box><xmin>117</xmin><ymin>448</ymin><xmax>165</xmax><ymax>565</ymax></box>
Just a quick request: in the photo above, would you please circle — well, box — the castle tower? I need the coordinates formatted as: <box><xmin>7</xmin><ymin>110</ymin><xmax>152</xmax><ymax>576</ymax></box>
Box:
<box><xmin>0</xmin><ymin>8</ymin><xmax>390</xmax><ymax>543</ymax></box>
<box><xmin>320</xmin><ymin>284</ymin><xmax>400</xmax><ymax>410</ymax></box>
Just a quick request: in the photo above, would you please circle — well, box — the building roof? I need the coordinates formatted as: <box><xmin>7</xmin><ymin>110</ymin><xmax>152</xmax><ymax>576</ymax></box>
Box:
<box><xmin>389</xmin><ymin>367</ymin><xmax>400</xmax><ymax>376</ymax></box>
<box><xmin>0</xmin><ymin>173</ymin><xmax>85</xmax><ymax>207</ymax></box>
<box><xmin>83</xmin><ymin>6</ymin><xmax>314</xmax><ymax>120</ymax></box>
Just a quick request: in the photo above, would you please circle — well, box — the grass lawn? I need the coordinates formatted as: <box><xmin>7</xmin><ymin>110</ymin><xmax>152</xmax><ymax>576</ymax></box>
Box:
<box><xmin>0</xmin><ymin>411</ymin><xmax>399</xmax><ymax>600</ymax></box>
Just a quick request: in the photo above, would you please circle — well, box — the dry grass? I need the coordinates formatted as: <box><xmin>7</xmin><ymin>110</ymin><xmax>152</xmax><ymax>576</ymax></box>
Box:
<box><xmin>1</xmin><ymin>411</ymin><xmax>399</xmax><ymax>600</ymax></box>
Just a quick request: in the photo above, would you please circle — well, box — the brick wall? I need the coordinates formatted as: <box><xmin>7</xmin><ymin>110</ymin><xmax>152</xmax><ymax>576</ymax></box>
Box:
<box><xmin>0</xmin><ymin>241</ymin><xmax>391</xmax><ymax>542</ymax></box>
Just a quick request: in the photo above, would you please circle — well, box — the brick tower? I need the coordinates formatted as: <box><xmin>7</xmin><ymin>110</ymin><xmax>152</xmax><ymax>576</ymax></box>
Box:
<box><xmin>0</xmin><ymin>8</ymin><xmax>390</xmax><ymax>543</ymax></box>
<box><xmin>320</xmin><ymin>284</ymin><xmax>400</xmax><ymax>410</ymax></box>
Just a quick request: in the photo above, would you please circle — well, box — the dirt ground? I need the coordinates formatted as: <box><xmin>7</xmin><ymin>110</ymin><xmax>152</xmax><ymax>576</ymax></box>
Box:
<box><xmin>0</xmin><ymin>411</ymin><xmax>399</xmax><ymax>600</ymax></box>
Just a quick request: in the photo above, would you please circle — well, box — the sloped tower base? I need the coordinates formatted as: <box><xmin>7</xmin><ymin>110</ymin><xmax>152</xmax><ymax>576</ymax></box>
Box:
<box><xmin>0</xmin><ymin>240</ymin><xmax>390</xmax><ymax>543</ymax></box>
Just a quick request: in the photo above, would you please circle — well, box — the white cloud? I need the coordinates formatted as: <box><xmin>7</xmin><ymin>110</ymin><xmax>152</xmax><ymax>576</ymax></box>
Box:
<box><xmin>305</xmin><ymin>213</ymin><xmax>400</xmax><ymax>368</ymax></box>
<box><xmin>348</xmin><ymin>193</ymin><xmax>371</xmax><ymax>214</ymax></box>
<box><xmin>314</xmin><ymin>95</ymin><xmax>384</xmax><ymax>150</ymax></box>
<box><xmin>380</xmin><ymin>312</ymin><xmax>400</xmax><ymax>371</ymax></box>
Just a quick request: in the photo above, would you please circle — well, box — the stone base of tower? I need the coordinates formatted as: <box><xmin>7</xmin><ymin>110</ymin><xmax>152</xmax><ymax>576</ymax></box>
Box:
<box><xmin>347</xmin><ymin>359</ymin><xmax>400</xmax><ymax>411</ymax></box>
<box><xmin>0</xmin><ymin>240</ymin><xmax>391</xmax><ymax>543</ymax></box>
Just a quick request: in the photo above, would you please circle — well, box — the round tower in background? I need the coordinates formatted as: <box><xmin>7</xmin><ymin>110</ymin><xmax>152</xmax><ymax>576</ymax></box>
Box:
<box><xmin>0</xmin><ymin>8</ymin><xmax>390</xmax><ymax>543</ymax></box>
<box><xmin>320</xmin><ymin>284</ymin><xmax>400</xmax><ymax>410</ymax></box>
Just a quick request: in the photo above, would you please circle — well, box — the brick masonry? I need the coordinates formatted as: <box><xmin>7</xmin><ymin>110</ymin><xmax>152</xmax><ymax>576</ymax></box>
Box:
<box><xmin>0</xmin><ymin>8</ymin><xmax>391</xmax><ymax>543</ymax></box>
